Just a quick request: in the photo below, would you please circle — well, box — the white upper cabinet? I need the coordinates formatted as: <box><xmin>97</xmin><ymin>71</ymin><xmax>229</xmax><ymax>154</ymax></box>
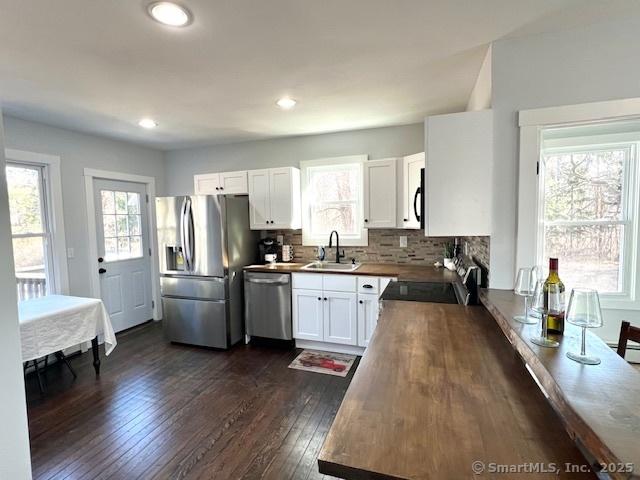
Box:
<box><xmin>194</xmin><ymin>173</ymin><xmax>221</xmax><ymax>194</ymax></box>
<box><xmin>247</xmin><ymin>169</ymin><xmax>271</xmax><ymax>229</ymax></box>
<box><xmin>248</xmin><ymin>167</ymin><xmax>301</xmax><ymax>230</ymax></box>
<box><xmin>397</xmin><ymin>152</ymin><xmax>424</xmax><ymax>229</ymax></box>
<box><xmin>219</xmin><ymin>171</ymin><xmax>248</xmax><ymax>194</ymax></box>
<box><xmin>425</xmin><ymin>110</ymin><xmax>492</xmax><ymax>236</ymax></box>
<box><xmin>363</xmin><ymin>158</ymin><xmax>397</xmax><ymax>228</ymax></box>
<box><xmin>194</xmin><ymin>171</ymin><xmax>248</xmax><ymax>195</ymax></box>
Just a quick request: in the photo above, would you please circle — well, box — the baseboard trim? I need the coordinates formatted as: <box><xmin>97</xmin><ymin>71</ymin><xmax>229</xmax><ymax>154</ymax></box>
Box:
<box><xmin>295</xmin><ymin>339</ymin><xmax>365</xmax><ymax>356</ymax></box>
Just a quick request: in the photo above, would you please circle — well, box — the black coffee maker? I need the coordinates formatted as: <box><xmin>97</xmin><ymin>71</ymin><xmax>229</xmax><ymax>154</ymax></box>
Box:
<box><xmin>258</xmin><ymin>238</ymin><xmax>278</xmax><ymax>264</ymax></box>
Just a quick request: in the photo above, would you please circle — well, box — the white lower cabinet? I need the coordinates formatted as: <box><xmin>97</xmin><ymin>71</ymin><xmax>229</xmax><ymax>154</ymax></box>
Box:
<box><xmin>291</xmin><ymin>273</ymin><xmax>390</xmax><ymax>352</ymax></box>
<box><xmin>357</xmin><ymin>293</ymin><xmax>379</xmax><ymax>347</ymax></box>
<box><xmin>292</xmin><ymin>289</ymin><xmax>324</xmax><ymax>341</ymax></box>
<box><xmin>323</xmin><ymin>292</ymin><xmax>358</xmax><ymax>345</ymax></box>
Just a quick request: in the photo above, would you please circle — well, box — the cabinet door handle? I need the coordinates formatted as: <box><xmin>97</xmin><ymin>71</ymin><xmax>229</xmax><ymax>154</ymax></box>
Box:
<box><xmin>403</xmin><ymin>218</ymin><xmax>409</xmax><ymax>221</ymax></box>
<box><xmin>359</xmin><ymin>300</ymin><xmax>363</xmax><ymax>304</ymax></box>
<box><xmin>364</xmin><ymin>219</ymin><xmax>368</xmax><ymax>223</ymax></box>
<box><xmin>317</xmin><ymin>297</ymin><xmax>321</xmax><ymax>301</ymax></box>
<box><xmin>215</xmin><ymin>187</ymin><xmax>219</xmax><ymax>190</ymax></box>
<box><xmin>323</xmin><ymin>297</ymin><xmax>327</xmax><ymax>301</ymax></box>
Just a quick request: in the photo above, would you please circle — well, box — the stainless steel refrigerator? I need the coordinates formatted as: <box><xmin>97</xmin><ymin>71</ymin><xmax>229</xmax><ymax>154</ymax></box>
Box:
<box><xmin>156</xmin><ymin>195</ymin><xmax>258</xmax><ymax>348</ymax></box>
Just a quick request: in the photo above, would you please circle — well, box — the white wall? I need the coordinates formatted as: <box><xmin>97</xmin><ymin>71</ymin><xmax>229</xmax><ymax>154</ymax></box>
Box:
<box><xmin>0</xmin><ymin>111</ymin><xmax>32</xmax><ymax>479</ymax></box>
<box><xmin>491</xmin><ymin>16</ymin><xmax>640</xmax><ymax>344</ymax></box>
<box><xmin>3</xmin><ymin>116</ymin><xmax>166</xmax><ymax>298</ymax></box>
<box><xmin>164</xmin><ymin>123</ymin><xmax>424</xmax><ymax>195</ymax></box>
<box><xmin>466</xmin><ymin>44</ymin><xmax>492</xmax><ymax>111</ymax></box>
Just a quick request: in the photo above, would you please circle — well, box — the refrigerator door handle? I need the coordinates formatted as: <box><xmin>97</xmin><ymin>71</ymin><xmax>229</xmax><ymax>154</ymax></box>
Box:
<box><xmin>180</xmin><ymin>196</ymin><xmax>191</xmax><ymax>271</ymax></box>
<box><xmin>186</xmin><ymin>197</ymin><xmax>195</xmax><ymax>270</ymax></box>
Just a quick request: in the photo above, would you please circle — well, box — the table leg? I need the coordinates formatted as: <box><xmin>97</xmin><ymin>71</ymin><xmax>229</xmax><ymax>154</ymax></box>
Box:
<box><xmin>33</xmin><ymin>359</ymin><xmax>45</xmax><ymax>394</ymax></box>
<box><xmin>55</xmin><ymin>351</ymin><xmax>77</xmax><ymax>379</ymax></box>
<box><xmin>91</xmin><ymin>337</ymin><xmax>101</xmax><ymax>375</ymax></box>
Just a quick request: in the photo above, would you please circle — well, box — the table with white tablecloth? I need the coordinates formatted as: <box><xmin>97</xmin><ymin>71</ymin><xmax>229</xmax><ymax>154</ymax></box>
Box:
<box><xmin>18</xmin><ymin>295</ymin><xmax>117</xmax><ymax>375</ymax></box>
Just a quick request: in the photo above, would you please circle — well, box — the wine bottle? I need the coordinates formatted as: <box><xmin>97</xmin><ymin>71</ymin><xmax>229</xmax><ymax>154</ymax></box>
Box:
<box><xmin>543</xmin><ymin>258</ymin><xmax>565</xmax><ymax>334</ymax></box>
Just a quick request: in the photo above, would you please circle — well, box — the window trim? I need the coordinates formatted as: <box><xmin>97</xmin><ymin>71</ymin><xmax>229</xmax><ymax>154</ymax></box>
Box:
<box><xmin>5</xmin><ymin>149</ymin><xmax>69</xmax><ymax>295</ymax></box>
<box><xmin>537</xmin><ymin>143</ymin><xmax>638</xmax><ymax>301</ymax></box>
<box><xmin>300</xmin><ymin>155</ymin><xmax>369</xmax><ymax>247</ymax></box>
<box><xmin>516</xmin><ymin>100</ymin><xmax>640</xmax><ymax>310</ymax></box>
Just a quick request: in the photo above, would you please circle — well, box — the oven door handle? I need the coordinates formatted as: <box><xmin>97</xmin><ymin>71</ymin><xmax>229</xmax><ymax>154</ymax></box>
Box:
<box><xmin>452</xmin><ymin>281</ymin><xmax>470</xmax><ymax>305</ymax></box>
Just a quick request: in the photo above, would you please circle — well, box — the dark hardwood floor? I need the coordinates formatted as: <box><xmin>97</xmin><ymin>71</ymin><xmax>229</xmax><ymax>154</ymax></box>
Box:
<box><xmin>26</xmin><ymin>321</ymin><xmax>355</xmax><ymax>480</ymax></box>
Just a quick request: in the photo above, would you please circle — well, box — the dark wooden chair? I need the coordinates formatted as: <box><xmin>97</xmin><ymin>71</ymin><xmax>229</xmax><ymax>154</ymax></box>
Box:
<box><xmin>616</xmin><ymin>321</ymin><xmax>640</xmax><ymax>360</ymax></box>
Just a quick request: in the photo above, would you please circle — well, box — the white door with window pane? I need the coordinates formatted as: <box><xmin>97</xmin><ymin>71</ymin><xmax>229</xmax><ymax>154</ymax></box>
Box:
<box><xmin>94</xmin><ymin>179</ymin><xmax>152</xmax><ymax>332</ymax></box>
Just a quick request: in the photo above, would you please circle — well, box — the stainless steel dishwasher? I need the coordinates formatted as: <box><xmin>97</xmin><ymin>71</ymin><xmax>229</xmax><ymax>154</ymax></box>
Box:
<box><xmin>244</xmin><ymin>271</ymin><xmax>292</xmax><ymax>340</ymax></box>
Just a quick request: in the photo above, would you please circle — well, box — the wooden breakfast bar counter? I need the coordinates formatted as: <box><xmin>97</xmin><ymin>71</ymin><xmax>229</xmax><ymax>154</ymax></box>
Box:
<box><xmin>318</xmin><ymin>299</ymin><xmax>595</xmax><ymax>479</ymax></box>
<box><xmin>480</xmin><ymin>289</ymin><xmax>640</xmax><ymax>480</ymax></box>
<box><xmin>318</xmin><ymin>288</ymin><xmax>640</xmax><ymax>479</ymax></box>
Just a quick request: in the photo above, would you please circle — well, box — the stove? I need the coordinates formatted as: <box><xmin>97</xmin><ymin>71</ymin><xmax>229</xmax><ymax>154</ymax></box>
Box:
<box><xmin>380</xmin><ymin>256</ymin><xmax>484</xmax><ymax>305</ymax></box>
<box><xmin>381</xmin><ymin>281</ymin><xmax>458</xmax><ymax>304</ymax></box>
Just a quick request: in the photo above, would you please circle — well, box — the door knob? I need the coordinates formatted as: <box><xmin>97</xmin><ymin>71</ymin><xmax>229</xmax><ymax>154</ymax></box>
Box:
<box><xmin>98</xmin><ymin>268</ymin><xmax>107</xmax><ymax>274</ymax></box>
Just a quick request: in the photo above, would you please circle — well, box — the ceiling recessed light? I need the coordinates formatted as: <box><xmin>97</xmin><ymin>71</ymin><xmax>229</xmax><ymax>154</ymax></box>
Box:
<box><xmin>138</xmin><ymin>118</ymin><xmax>158</xmax><ymax>129</ymax></box>
<box><xmin>147</xmin><ymin>2</ymin><xmax>192</xmax><ymax>27</ymax></box>
<box><xmin>276</xmin><ymin>97</ymin><xmax>297</xmax><ymax>110</ymax></box>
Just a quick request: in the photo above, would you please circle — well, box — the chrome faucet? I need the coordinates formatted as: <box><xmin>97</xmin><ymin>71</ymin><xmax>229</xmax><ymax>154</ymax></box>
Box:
<box><xmin>328</xmin><ymin>230</ymin><xmax>345</xmax><ymax>264</ymax></box>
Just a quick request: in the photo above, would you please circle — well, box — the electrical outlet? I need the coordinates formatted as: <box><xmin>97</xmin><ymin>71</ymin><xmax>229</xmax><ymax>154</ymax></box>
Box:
<box><xmin>399</xmin><ymin>236</ymin><xmax>408</xmax><ymax>248</ymax></box>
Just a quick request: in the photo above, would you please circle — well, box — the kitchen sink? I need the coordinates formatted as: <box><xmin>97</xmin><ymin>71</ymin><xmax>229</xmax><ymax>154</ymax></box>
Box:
<box><xmin>301</xmin><ymin>262</ymin><xmax>361</xmax><ymax>272</ymax></box>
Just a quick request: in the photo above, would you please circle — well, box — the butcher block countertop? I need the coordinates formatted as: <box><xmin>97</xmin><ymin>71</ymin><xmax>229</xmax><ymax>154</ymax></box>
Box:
<box><xmin>317</xmin><ymin>300</ymin><xmax>593</xmax><ymax>480</ymax></box>
<box><xmin>243</xmin><ymin>263</ymin><xmax>457</xmax><ymax>283</ymax></box>
<box><xmin>480</xmin><ymin>289</ymin><xmax>640</xmax><ymax>480</ymax></box>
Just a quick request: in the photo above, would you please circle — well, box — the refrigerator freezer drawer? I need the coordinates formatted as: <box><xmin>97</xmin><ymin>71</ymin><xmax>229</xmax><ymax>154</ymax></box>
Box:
<box><xmin>162</xmin><ymin>297</ymin><xmax>229</xmax><ymax>348</ymax></box>
<box><xmin>160</xmin><ymin>276</ymin><xmax>227</xmax><ymax>300</ymax></box>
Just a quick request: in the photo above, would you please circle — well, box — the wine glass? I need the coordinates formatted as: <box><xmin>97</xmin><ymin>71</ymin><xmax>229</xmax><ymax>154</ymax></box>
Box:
<box><xmin>528</xmin><ymin>265</ymin><xmax>543</xmax><ymax>319</ymax></box>
<box><xmin>513</xmin><ymin>267</ymin><xmax>537</xmax><ymax>324</ymax></box>
<box><xmin>529</xmin><ymin>280</ymin><xmax>559</xmax><ymax>348</ymax></box>
<box><xmin>565</xmin><ymin>288</ymin><xmax>603</xmax><ymax>365</ymax></box>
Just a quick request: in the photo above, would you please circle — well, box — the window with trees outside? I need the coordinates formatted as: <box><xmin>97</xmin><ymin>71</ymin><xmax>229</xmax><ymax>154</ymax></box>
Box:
<box><xmin>539</xmin><ymin>122</ymin><xmax>640</xmax><ymax>300</ymax></box>
<box><xmin>7</xmin><ymin>162</ymin><xmax>54</xmax><ymax>300</ymax></box>
<box><xmin>301</xmin><ymin>156</ymin><xmax>368</xmax><ymax>247</ymax></box>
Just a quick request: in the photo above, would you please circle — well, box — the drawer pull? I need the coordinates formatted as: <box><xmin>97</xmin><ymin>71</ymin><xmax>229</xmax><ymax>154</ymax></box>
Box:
<box><xmin>362</xmin><ymin>284</ymin><xmax>373</xmax><ymax>289</ymax></box>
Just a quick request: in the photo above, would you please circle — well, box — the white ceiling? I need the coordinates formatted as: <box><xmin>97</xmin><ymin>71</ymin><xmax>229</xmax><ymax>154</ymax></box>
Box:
<box><xmin>0</xmin><ymin>0</ymin><xmax>637</xmax><ymax>150</ymax></box>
